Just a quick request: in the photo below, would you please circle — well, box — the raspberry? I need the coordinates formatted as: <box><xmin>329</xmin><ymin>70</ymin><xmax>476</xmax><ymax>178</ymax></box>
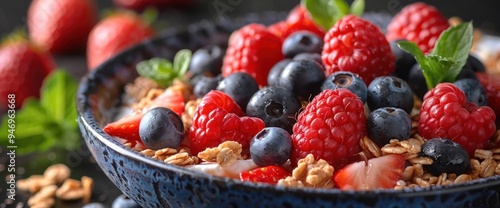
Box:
<box><xmin>189</xmin><ymin>90</ymin><xmax>265</xmax><ymax>156</ymax></box>
<box><xmin>321</xmin><ymin>15</ymin><xmax>395</xmax><ymax>84</ymax></box>
<box><xmin>268</xmin><ymin>5</ymin><xmax>325</xmax><ymax>41</ymax></box>
<box><xmin>476</xmin><ymin>72</ymin><xmax>500</xmax><ymax>117</ymax></box>
<box><xmin>386</xmin><ymin>2</ymin><xmax>449</xmax><ymax>54</ymax></box>
<box><xmin>222</xmin><ymin>24</ymin><xmax>284</xmax><ymax>86</ymax></box>
<box><xmin>290</xmin><ymin>89</ymin><xmax>366</xmax><ymax>168</ymax></box>
<box><xmin>418</xmin><ymin>83</ymin><xmax>497</xmax><ymax>156</ymax></box>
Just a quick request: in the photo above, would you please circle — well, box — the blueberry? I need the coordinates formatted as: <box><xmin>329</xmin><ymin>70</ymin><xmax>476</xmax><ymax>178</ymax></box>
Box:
<box><xmin>246</xmin><ymin>86</ymin><xmax>301</xmax><ymax>133</ymax></box>
<box><xmin>217</xmin><ymin>72</ymin><xmax>259</xmax><ymax>110</ymax></box>
<box><xmin>390</xmin><ymin>39</ymin><xmax>416</xmax><ymax>81</ymax></box>
<box><xmin>367</xmin><ymin>107</ymin><xmax>412</xmax><ymax>147</ymax></box>
<box><xmin>463</xmin><ymin>55</ymin><xmax>485</xmax><ymax>72</ymax></box>
<box><xmin>367</xmin><ymin>76</ymin><xmax>414</xmax><ymax>114</ymax></box>
<box><xmin>194</xmin><ymin>75</ymin><xmax>222</xmax><ymax>98</ymax></box>
<box><xmin>139</xmin><ymin>107</ymin><xmax>184</xmax><ymax>150</ymax></box>
<box><xmin>453</xmin><ymin>78</ymin><xmax>488</xmax><ymax>106</ymax></box>
<box><xmin>420</xmin><ymin>138</ymin><xmax>470</xmax><ymax>176</ymax></box>
<box><xmin>322</xmin><ymin>71</ymin><xmax>367</xmax><ymax>103</ymax></box>
<box><xmin>277</xmin><ymin>59</ymin><xmax>325</xmax><ymax>99</ymax></box>
<box><xmin>112</xmin><ymin>194</ymin><xmax>141</xmax><ymax>208</ymax></box>
<box><xmin>82</xmin><ymin>203</ymin><xmax>109</xmax><ymax>208</ymax></box>
<box><xmin>267</xmin><ymin>59</ymin><xmax>292</xmax><ymax>86</ymax></box>
<box><xmin>282</xmin><ymin>31</ymin><xmax>323</xmax><ymax>58</ymax></box>
<box><xmin>189</xmin><ymin>45</ymin><xmax>225</xmax><ymax>76</ymax></box>
<box><xmin>361</xmin><ymin>11</ymin><xmax>392</xmax><ymax>33</ymax></box>
<box><xmin>293</xmin><ymin>52</ymin><xmax>322</xmax><ymax>65</ymax></box>
<box><xmin>250</xmin><ymin>127</ymin><xmax>293</xmax><ymax>166</ymax></box>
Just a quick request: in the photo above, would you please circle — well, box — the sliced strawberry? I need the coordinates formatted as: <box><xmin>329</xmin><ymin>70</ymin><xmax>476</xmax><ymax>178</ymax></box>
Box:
<box><xmin>240</xmin><ymin>165</ymin><xmax>290</xmax><ymax>184</ymax></box>
<box><xmin>103</xmin><ymin>113</ymin><xmax>143</xmax><ymax>146</ymax></box>
<box><xmin>334</xmin><ymin>154</ymin><xmax>406</xmax><ymax>190</ymax></box>
<box><xmin>150</xmin><ymin>86</ymin><xmax>185</xmax><ymax>116</ymax></box>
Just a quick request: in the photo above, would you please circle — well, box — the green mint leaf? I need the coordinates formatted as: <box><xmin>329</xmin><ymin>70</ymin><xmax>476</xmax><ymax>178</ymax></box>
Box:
<box><xmin>0</xmin><ymin>99</ymin><xmax>57</xmax><ymax>154</ymax></box>
<box><xmin>303</xmin><ymin>0</ymin><xmax>336</xmax><ymax>30</ymax></box>
<box><xmin>350</xmin><ymin>0</ymin><xmax>365</xmax><ymax>16</ymax></box>
<box><xmin>41</xmin><ymin>70</ymin><xmax>78</xmax><ymax>126</ymax></box>
<box><xmin>173</xmin><ymin>49</ymin><xmax>192</xmax><ymax>78</ymax></box>
<box><xmin>136</xmin><ymin>58</ymin><xmax>175</xmax><ymax>87</ymax></box>
<box><xmin>398</xmin><ymin>22</ymin><xmax>473</xmax><ymax>89</ymax></box>
<box><xmin>136</xmin><ymin>49</ymin><xmax>192</xmax><ymax>87</ymax></box>
<box><xmin>0</xmin><ymin>69</ymin><xmax>81</xmax><ymax>155</ymax></box>
<box><xmin>303</xmin><ymin>0</ymin><xmax>365</xmax><ymax>31</ymax></box>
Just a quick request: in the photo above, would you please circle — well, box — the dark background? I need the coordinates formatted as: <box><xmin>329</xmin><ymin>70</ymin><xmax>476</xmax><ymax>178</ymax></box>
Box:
<box><xmin>1</xmin><ymin>0</ymin><xmax>500</xmax><ymax>207</ymax></box>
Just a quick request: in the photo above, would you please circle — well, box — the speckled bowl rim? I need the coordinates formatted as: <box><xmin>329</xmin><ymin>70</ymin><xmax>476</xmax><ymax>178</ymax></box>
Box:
<box><xmin>76</xmin><ymin>16</ymin><xmax>500</xmax><ymax>200</ymax></box>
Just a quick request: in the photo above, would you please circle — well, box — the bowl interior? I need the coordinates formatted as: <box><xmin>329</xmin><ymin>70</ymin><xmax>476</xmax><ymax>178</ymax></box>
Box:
<box><xmin>76</xmin><ymin>13</ymin><xmax>500</xmax><ymax>207</ymax></box>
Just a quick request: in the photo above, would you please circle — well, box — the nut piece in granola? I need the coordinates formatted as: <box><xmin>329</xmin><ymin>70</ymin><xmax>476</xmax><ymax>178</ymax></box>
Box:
<box><xmin>278</xmin><ymin>154</ymin><xmax>334</xmax><ymax>188</ymax></box>
<box><xmin>198</xmin><ymin>141</ymin><xmax>243</xmax><ymax>167</ymax></box>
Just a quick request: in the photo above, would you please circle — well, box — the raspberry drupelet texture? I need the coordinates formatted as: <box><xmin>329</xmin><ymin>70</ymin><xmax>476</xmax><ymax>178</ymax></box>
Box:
<box><xmin>290</xmin><ymin>88</ymin><xmax>366</xmax><ymax>168</ymax></box>
<box><xmin>222</xmin><ymin>23</ymin><xmax>284</xmax><ymax>86</ymax></box>
<box><xmin>189</xmin><ymin>90</ymin><xmax>265</xmax><ymax>156</ymax></box>
<box><xmin>386</xmin><ymin>2</ymin><xmax>450</xmax><ymax>53</ymax></box>
<box><xmin>418</xmin><ymin>83</ymin><xmax>496</xmax><ymax>156</ymax></box>
<box><xmin>321</xmin><ymin>15</ymin><xmax>395</xmax><ymax>84</ymax></box>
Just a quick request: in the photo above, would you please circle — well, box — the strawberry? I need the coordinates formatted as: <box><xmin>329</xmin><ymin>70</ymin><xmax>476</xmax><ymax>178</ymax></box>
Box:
<box><xmin>150</xmin><ymin>86</ymin><xmax>186</xmax><ymax>116</ymax></box>
<box><xmin>189</xmin><ymin>90</ymin><xmax>265</xmax><ymax>156</ymax></box>
<box><xmin>27</xmin><ymin>0</ymin><xmax>97</xmax><ymax>54</ymax></box>
<box><xmin>0</xmin><ymin>35</ymin><xmax>55</xmax><ymax>111</ymax></box>
<box><xmin>386</xmin><ymin>2</ymin><xmax>449</xmax><ymax>53</ymax></box>
<box><xmin>321</xmin><ymin>15</ymin><xmax>395</xmax><ymax>84</ymax></box>
<box><xmin>418</xmin><ymin>83</ymin><xmax>496</xmax><ymax>156</ymax></box>
<box><xmin>103</xmin><ymin>113</ymin><xmax>144</xmax><ymax>146</ymax></box>
<box><xmin>113</xmin><ymin>0</ymin><xmax>193</xmax><ymax>11</ymax></box>
<box><xmin>87</xmin><ymin>11</ymin><xmax>154</xmax><ymax>70</ymax></box>
<box><xmin>240</xmin><ymin>165</ymin><xmax>290</xmax><ymax>184</ymax></box>
<box><xmin>290</xmin><ymin>88</ymin><xmax>366</xmax><ymax>168</ymax></box>
<box><xmin>221</xmin><ymin>23</ymin><xmax>284</xmax><ymax>86</ymax></box>
<box><xmin>476</xmin><ymin>72</ymin><xmax>500</xmax><ymax>117</ymax></box>
<box><xmin>334</xmin><ymin>154</ymin><xmax>406</xmax><ymax>190</ymax></box>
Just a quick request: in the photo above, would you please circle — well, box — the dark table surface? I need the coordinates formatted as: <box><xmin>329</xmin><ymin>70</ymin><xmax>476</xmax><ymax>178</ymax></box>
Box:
<box><xmin>2</xmin><ymin>0</ymin><xmax>500</xmax><ymax>207</ymax></box>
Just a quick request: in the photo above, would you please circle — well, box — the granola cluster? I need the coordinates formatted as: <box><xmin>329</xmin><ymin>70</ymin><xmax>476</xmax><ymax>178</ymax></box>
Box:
<box><xmin>278</xmin><ymin>154</ymin><xmax>335</xmax><ymax>188</ymax></box>
<box><xmin>16</xmin><ymin>164</ymin><xmax>94</xmax><ymax>208</ymax></box>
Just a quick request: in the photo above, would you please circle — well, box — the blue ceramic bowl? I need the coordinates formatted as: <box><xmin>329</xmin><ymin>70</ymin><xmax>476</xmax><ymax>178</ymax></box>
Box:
<box><xmin>76</xmin><ymin>15</ymin><xmax>500</xmax><ymax>208</ymax></box>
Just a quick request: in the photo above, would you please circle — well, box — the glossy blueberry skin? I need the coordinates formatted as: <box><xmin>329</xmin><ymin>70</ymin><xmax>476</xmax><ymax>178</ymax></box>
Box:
<box><xmin>277</xmin><ymin>59</ymin><xmax>325</xmax><ymax>99</ymax></box>
<box><xmin>367</xmin><ymin>107</ymin><xmax>412</xmax><ymax>147</ymax></box>
<box><xmin>282</xmin><ymin>31</ymin><xmax>323</xmax><ymax>58</ymax></box>
<box><xmin>322</xmin><ymin>71</ymin><xmax>368</xmax><ymax>103</ymax></box>
<box><xmin>139</xmin><ymin>107</ymin><xmax>184</xmax><ymax>150</ymax></box>
<box><xmin>246</xmin><ymin>86</ymin><xmax>301</xmax><ymax>134</ymax></box>
<box><xmin>82</xmin><ymin>203</ymin><xmax>109</xmax><ymax>208</ymax></box>
<box><xmin>464</xmin><ymin>55</ymin><xmax>486</xmax><ymax>72</ymax></box>
<box><xmin>420</xmin><ymin>138</ymin><xmax>470</xmax><ymax>176</ymax></box>
<box><xmin>112</xmin><ymin>194</ymin><xmax>142</xmax><ymax>208</ymax></box>
<box><xmin>293</xmin><ymin>52</ymin><xmax>322</xmax><ymax>65</ymax></box>
<box><xmin>250</xmin><ymin>127</ymin><xmax>293</xmax><ymax>167</ymax></box>
<box><xmin>390</xmin><ymin>39</ymin><xmax>416</xmax><ymax>81</ymax></box>
<box><xmin>194</xmin><ymin>75</ymin><xmax>222</xmax><ymax>98</ymax></box>
<box><xmin>367</xmin><ymin>76</ymin><xmax>414</xmax><ymax>114</ymax></box>
<box><xmin>267</xmin><ymin>59</ymin><xmax>292</xmax><ymax>86</ymax></box>
<box><xmin>453</xmin><ymin>78</ymin><xmax>488</xmax><ymax>106</ymax></box>
<box><xmin>217</xmin><ymin>72</ymin><xmax>259</xmax><ymax>110</ymax></box>
<box><xmin>189</xmin><ymin>45</ymin><xmax>225</xmax><ymax>76</ymax></box>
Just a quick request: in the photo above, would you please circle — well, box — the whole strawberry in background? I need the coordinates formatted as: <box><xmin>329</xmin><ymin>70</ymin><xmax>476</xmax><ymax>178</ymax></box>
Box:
<box><xmin>27</xmin><ymin>0</ymin><xmax>97</xmax><ymax>54</ymax></box>
<box><xmin>221</xmin><ymin>24</ymin><xmax>284</xmax><ymax>86</ymax></box>
<box><xmin>87</xmin><ymin>11</ymin><xmax>154</xmax><ymax>70</ymax></box>
<box><xmin>0</xmin><ymin>35</ymin><xmax>55</xmax><ymax>112</ymax></box>
<box><xmin>113</xmin><ymin>0</ymin><xmax>194</xmax><ymax>12</ymax></box>
<box><xmin>386</xmin><ymin>2</ymin><xmax>449</xmax><ymax>54</ymax></box>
